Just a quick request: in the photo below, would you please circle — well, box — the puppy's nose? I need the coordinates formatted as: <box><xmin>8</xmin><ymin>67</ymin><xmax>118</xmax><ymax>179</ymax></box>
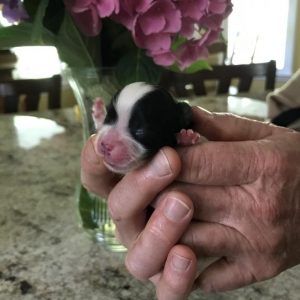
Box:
<box><xmin>100</xmin><ymin>141</ymin><xmax>113</xmax><ymax>156</ymax></box>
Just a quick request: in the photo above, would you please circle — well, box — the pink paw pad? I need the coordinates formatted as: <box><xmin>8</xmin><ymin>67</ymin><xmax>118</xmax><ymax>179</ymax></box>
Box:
<box><xmin>176</xmin><ymin>129</ymin><xmax>201</xmax><ymax>146</ymax></box>
<box><xmin>92</xmin><ymin>97</ymin><xmax>107</xmax><ymax>130</ymax></box>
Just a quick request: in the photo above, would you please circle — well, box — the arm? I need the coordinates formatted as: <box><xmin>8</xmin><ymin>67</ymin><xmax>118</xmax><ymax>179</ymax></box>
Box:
<box><xmin>267</xmin><ymin>68</ymin><xmax>300</xmax><ymax>119</ymax></box>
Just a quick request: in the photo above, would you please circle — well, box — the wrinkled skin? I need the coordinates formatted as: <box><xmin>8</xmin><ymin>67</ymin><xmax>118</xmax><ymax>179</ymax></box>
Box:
<box><xmin>81</xmin><ymin>106</ymin><xmax>300</xmax><ymax>300</ymax></box>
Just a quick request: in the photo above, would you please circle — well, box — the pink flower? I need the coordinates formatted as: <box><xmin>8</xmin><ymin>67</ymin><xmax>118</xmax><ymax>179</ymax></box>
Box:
<box><xmin>64</xmin><ymin>0</ymin><xmax>233</xmax><ymax>69</ymax></box>
<box><xmin>176</xmin><ymin>0</ymin><xmax>208</xmax><ymax>38</ymax></box>
<box><xmin>112</xmin><ymin>0</ymin><xmax>153</xmax><ymax>30</ymax></box>
<box><xmin>173</xmin><ymin>0</ymin><xmax>232</xmax><ymax>69</ymax></box>
<box><xmin>176</xmin><ymin>29</ymin><xmax>220</xmax><ymax>69</ymax></box>
<box><xmin>133</xmin><ymin>0</ymin><xmax>181</xmax><ymax>56</ymax></box>
<box><xmin>208</xmin><ymin>0</ymin><xmax>232</xmax><ymax>14</ymax></box>
<box><xmin>64</xmin><ymin>0</ymin><xmax>120</xmax><ymax>36</ymax></box>
<box><xmin>177</xmin><ymin>0</ymin><xmax>208</xmax><ymax>21</ymax></box>
<box><xmin>151</xmin><ymin>51</ymin><xmax>176</xmax><ymax>67</ymax></box>
<box><xmin>202</xmin><ymin>0</ymin><xmax>233</xmax><ymax>30</ymax></box>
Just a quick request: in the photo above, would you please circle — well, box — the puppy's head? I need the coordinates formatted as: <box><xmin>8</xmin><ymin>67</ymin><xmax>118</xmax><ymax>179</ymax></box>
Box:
<box><xmin>95</xmin><ymin>82</ymin><xmax>192</xmax><ymax>174</ymax></box>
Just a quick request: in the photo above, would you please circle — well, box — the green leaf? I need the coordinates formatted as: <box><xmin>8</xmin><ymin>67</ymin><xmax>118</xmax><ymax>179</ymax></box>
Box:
<box><xmin>77</xmin><ymin>185</ymin><xmax>100</xmax><ymax>230</ymax></box>
<box><xmin>43</xmin><ymin>0</ymin><xmax>65</xmax><ymax>34</ymax></box>
<box><xmin>171</xmin><ymin>35</ymin><xmax>187</xmax><ymax>52</ymax></box>
<box><xmin>115</xmin><ymin>51</ymin><xmax>163</xmax><ymax>86</ymax></box>
<box><xmin>169</xmin><ymin>59</ymin><xmax>212</xmax><ymax>74</ymax></box>
<box><xmin>31</xmin><ymin>0</ymin><xmax>50</xmax><ymax>44</ymax></box>
<box><xmin>0</xmin><ymin>12</ymin><xmax>94</xmax><ymax>68</ymax></box>
<box><xmin>55</xmin><ymin>14</ymin><xmax>95</xmax><ymax>68</ymax></box>
<box><xmin>0</xmin><ymin>22</ymin><xmax>55</xmax><ymax>49</ymax></box>
<box><xmin>23</xmin><ymin>0</ymin><xmax>40</xmax><ymax>20</ymax></box>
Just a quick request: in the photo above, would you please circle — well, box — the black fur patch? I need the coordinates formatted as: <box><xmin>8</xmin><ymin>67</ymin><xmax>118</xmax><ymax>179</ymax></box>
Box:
<box><xmin>104</xmin><ymin>91</ymin><xmax>119</xmax><ymax>125</ymax></box>
<box><xmin>128</xmin><ymin>87</ymin><xmax>192</xmax><ymax>157</ymax></box>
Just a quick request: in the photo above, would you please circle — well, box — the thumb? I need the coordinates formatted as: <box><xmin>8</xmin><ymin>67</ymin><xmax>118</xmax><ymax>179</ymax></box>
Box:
<box><xmin>80</xmin><ymin>135</ymin><xmax>120</xmax><ymax>198</ymax></box>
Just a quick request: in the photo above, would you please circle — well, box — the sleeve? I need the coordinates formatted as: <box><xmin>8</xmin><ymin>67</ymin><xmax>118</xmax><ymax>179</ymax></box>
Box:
<box><xmin>267</xmin><ymin>68</ymin><xmax>300</xmax><ymax>119</ymax></box>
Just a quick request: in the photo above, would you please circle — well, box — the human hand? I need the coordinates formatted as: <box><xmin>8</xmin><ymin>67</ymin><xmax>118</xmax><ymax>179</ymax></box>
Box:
<box><xmin>81</xmin><ymin>107</ymin><xmax>300</xmax><ymax>299</ymax></box>
<box><xmin>154</xmin><ymin>107</ymin><xmax>300</xmax><ymax>294</ymax></box>
<box><xmin>81</xmin><ymin>136</ymin><xmax>199</xmax><ymax>299</ymax></box>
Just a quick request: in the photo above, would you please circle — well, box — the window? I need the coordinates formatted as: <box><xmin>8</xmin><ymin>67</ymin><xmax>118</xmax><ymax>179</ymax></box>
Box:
<box><xmin>12</xmin><ymin>46</ymin><xmax>61</xmax><ymax>79</ymax></box>
<box><xmin>226</xmin><ymin>0</ymin><xmax>298</xmax><ymax>76</ymax></box>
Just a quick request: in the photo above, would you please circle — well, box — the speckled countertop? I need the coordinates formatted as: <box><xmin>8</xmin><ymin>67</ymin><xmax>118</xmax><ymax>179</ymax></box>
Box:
<box><xmin>0</xmin><ymin>107</ymin><xmax>299</xmax><ymax>300</ymax></box>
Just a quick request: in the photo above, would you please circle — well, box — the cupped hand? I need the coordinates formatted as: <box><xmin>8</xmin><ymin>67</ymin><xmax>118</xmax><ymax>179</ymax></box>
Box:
<box><xmin>162</xmin><ymin>107</ymin><xmax>300</xmax><ymax>293</ymax></box>
<box><xmin>80</xmin><ymin>107</ymin><xmax>300</xmax><ymax>299</ymax></box>
<box><xmin>108</xmin><ymin>147</ymin><xmax>202</xmax><ymax>299</ymax></box>
<box><xmin>81</xmin><ymin>138</ymin><xmax>199</xmax><ymax>299</ymax></box>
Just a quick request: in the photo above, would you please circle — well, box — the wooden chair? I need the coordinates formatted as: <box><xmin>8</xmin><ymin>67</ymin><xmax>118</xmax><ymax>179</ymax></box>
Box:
<box><xmin>0</xmin><ymin>74</ymin><xmax>61</xmax><ymax>113</ymax></box>
<box><xmin>0</xmin><ymin>49</ymin><xmax>17</xmax><ymax>80</ymax></box>
<box><xmin>160</xmin><ymin>60</ymin><xmax>276</xmax><ymax>97</ymax></box>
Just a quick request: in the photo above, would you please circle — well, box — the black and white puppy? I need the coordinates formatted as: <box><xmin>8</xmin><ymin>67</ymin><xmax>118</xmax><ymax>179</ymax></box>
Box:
<box><xmin>92</xmin><ymin>82</ymin><xmax>200</xmax><ymax>174</ymax></box>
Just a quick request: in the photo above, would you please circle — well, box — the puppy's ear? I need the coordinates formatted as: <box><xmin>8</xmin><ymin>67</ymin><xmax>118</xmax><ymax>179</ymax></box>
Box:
<box><xmin>177</xmin><ymin>101</ymin><xmax>193</xmax><ymax>129</ymax></box>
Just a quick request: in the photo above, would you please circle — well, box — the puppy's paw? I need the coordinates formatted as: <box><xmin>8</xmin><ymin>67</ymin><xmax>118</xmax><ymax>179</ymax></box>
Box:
<box><xmin>176</xmin><ymin>129</ymin><xmax>201</xmax><ymax>146</ymax></box>
<box><xmin>92</xmin><ymin>97</ymin><xmax>107</xmax><ymax>130</ymax></box>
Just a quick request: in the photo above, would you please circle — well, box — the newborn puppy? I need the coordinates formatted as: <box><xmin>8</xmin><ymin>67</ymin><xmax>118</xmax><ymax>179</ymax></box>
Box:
<box><xmin>92</xmin><ymin>82</ymin><xmax>200</xmax><ymax>174</ymax></box>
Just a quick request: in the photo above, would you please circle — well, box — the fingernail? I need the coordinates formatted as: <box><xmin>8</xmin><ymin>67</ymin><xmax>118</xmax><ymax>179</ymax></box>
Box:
<box><xmin>172</xmin><ymin>254</ymin><xmax>191</xmax><ymax>271</ymax></box>
<box><xmin>164</xmin><ymin>197</ymin><xmax>191</xmax><ymax>222</ymax></box>
<box><xmin>147</xmin><ymin>149</ymin><xmax>172</xmax><ymax>177</ymax></box>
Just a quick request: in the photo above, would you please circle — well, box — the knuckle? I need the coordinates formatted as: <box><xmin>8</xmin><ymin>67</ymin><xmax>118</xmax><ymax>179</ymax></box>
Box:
<box><xmin>251</xmin><ymin>228</ymin><xmax>286</xmax><ymax>259</ymax></box>
<box><xmin>263</xmin><ymin>145</ymin><xmax>288</xmax><ymax>175</ymax></box>
<box><xmin>80</xmin><ymin>176</ymin><xmax>107</xmax><ymax>198</ymax></box>
<box><xmin>242</xmin><ymin>144</ymin><xmax>261</xmax><ymax>182</ymax></box>
<box><xmin>264</xmin><ymin>259</ymin><xmax>284</xmax><ymax>278</ymax></box>
<box><xmin>125</xmin><ymin>255</ymin><xmax>147</xmax><ymax>281</ymax></box>
<box><xmin>236</xmin><ymin>265</ymin><xmax>257</xmax><ymax>286</ymax></box>
<box><xmin>267</xmin><ymin>228</ymin><xmax>287</xmax><ymax>255</ymax></box>
<box><xmin>148</xmin><ymin>221</ymin><xmax>173</xmax><ymax>247</ymax></box>
<box><xmin>189</xmin><ymin>147</ymin><xmax>213</xmax><ymax>183</ymax></box>
<box><xmin>80</xmin><ymin>178</ymin><xmax>94</xmax><ymax>194</ymax></box>
<box><xmin>254</xmin><ymin>257</ymin><xmax>283</xmax><ymax>280</ymax></box>
<box><xmin>107</xmin><ymin>193</ymin><xmax>123</xmax><ymax>222</ymax></box>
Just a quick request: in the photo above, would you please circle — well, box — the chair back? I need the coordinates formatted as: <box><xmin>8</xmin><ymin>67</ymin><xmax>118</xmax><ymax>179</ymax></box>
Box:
<box><xmin>0</xmin><ymin>75</ymin><xmax>61</xmax><ymax>113</ymax></box>
<box><xmin>160</xmin><ymin>60</ymin><xmax>276</xmax><ymax>97</ymax></box>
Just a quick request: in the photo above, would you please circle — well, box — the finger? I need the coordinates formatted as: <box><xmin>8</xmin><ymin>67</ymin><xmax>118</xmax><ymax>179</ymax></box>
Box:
<box><xmin>180</xmin><ymin>222</ymin><xmax>248</xmax><ymax>257</ymax></box>
<box><xmin>158</xmin><ymin>183</ymin><xmax>245</xmax><ymax>224</ymax></box>
<box><xmin>177</xmin><ymin>140</ymin><xmax>263</xmax><ymax>185</ymax></box>
<box><xmin>156</xmin><ymin>245</ymin><xmax>198</xmax><ymax>300</ymax></box>
<box><xmin>80</xmin><ymin>135</ymin><xmax>120</xmax><ymax>198</ymax></box>
<box><xmin>125</xmin><ymin>192</ymin><xmax>193</xmax><ymax>280</ymax></box>
<box><xmin>195</xmin><ymin>257</ymin><xmax>256</xmax><ymax>292</ymax></box>
<box><xmin>108</xmin><ymin>147</ymin><xmax>181</xmax><ymax>221</ymax></box>
<box><xmin>192</xmin><ymin>106</ymin><xmax>288</xmax><ymax>141</ymax></box>
<box><xmin>109</xmin><ymin>147</ymin><xmax>181</xmax><ymax>247</ymax></box>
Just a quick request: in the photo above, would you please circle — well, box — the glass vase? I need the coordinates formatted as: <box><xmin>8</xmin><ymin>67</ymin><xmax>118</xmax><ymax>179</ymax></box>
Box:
<box><xmin>67</xmin><ymin>67</ymin><xmax>126</xmax><ymax>252</ymax></box>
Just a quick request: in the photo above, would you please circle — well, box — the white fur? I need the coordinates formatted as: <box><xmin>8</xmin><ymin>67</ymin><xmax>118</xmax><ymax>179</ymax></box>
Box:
<box><xmin>115</xmin><ymin>82</ymin><xmax>154</xmax><ymax>130</ymax></box>
<box><xmin>94</xmin><ymin>83</ymin><xmax>153</xmax><ymax>174</ymax></box>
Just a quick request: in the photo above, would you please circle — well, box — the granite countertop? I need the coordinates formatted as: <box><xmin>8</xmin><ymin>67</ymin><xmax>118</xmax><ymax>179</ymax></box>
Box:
<box><xmin>0</xmin><ymin>107</ymin><xmax>299</xmax><ymax>300</ymax></box>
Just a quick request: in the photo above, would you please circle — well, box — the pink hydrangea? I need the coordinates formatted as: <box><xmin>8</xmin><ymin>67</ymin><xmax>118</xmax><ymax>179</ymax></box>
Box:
<box><xmin>64</xmin><ymin>0</ymin><xmax>120</xmax><ymax>36</ymax></box>
<box><xmin>133</xmin><ymin>0</ymin><xmax>181</xmax><ymax>58</ymax></box>
<box><xmin>112</xmin><ymin>0</ymin><xmax>153</xmax><ymax>30</ymax></box>
<box><xmin>173</xmin><ymin>0</ymin><xmax>232</xmax><ymax>69</ymax></box>
<box><xmin>177</xmin><ymin>0</ymin><xmax>209</xmax><ymax>38</ymax></box>
<box><xmin>65</xmin><ymin>0</ymin><xmax>233</xmax><ymax>69</ymax></box>
<box><xmin>122</xmin><ymin>0</ymin><xmax>232</xmax><ymax>69</ymax></box>
<box><xmin>176</xmin><ymin>29</ymin><xmax>220</xmax><ymax>69</ymax></box>
<box><xmin>202</xmin><ymin>0</ymin><xmax>233</xmax><ymax>30</ymax></box>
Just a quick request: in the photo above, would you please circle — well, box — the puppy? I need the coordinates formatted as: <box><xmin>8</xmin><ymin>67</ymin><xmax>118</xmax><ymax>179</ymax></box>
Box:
<box><xmin>92</xmin><ymin>82</ymin><xmax>200</xmax><ymax>174</ymax></box>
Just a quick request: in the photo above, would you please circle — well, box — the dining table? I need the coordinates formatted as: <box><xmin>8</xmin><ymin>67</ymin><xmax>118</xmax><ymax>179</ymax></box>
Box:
<box><xmin>0</xmin><ymin>96</ymin><xmax>300</xmax><ymax>300</ymax></box>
